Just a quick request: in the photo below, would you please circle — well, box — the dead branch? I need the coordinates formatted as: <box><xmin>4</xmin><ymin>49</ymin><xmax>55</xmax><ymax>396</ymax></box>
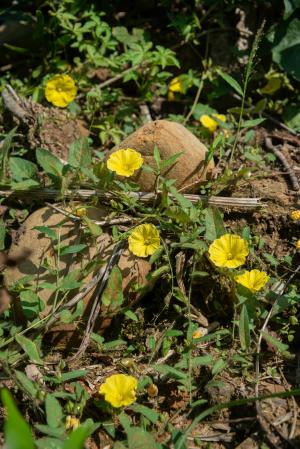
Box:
<box><xmin>264</xmin><ymin>137</ymin><xmax>299</xmax><ymax>191</ymax></box>
<box><xmin>0</xmin><ymin>188</ymin><xmax>262</xmax><ymax>209</ymax></box>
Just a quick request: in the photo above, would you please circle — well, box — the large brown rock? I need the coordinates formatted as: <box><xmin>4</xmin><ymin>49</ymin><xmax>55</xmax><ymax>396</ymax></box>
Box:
<box><xmin>111</xmin><ymin>120</ymin><xmax>214</xmax><ymax>192</ymax></box>
<box><xmin>4</xmin><ymin>207</ymin><xmax>150</xmax><ymax>347</ymax></box>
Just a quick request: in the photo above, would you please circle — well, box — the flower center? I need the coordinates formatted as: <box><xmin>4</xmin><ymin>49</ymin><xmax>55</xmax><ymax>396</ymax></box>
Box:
<box><xmin>227</xmin><ymin>252</ymin><xmax>233</xmax><ymax>260</ymax></box>
<box><xmin>144</xmin><ymin>238</ymin><xmax>152</xmax><ymax>245</ymax></box>
<box><xmin>57</xmin><ymin>86</ymin><xmax>63</xmax><ymax>92</ymax></box>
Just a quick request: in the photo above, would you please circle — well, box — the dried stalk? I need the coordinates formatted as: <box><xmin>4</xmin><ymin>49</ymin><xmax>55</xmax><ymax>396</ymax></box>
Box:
<box><xmin>0</xmin><ymin>188</ymin><xmax>262</xmax><ymax>209</ymax></box>
<box><xmin>264</xmin><ymin>137</ymin><xmax>299</xmax><ymax>191</ymax></box>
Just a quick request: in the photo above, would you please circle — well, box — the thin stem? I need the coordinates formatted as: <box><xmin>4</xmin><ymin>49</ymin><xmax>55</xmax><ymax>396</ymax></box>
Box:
<box><xmin>229</xmin><ymin>22</ymin><xmax>264</xmax><ymax>163</ymax></box>
<box><xmin>188</xmin><ymin>255</ymin><xmax>197</xmax><ymax>405</ymax></box>
<box><xmin>183</xmin><ymin>77</ymin><xmax>204</xmax><ymax>126</ymax></box>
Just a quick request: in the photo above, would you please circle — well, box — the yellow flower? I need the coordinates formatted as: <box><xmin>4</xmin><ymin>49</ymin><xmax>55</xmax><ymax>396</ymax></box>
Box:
<box><xmin>192</xmin><ymin>329</ymin><xmax>203</xmax><ymax>339</ymax></box>
<box><xmin>290</xmin><ymin>210</ymin><xmax>300</xmax><ymax>221</ymax></box>
<box><xmin>75</xmin><ymin>207</ymin><xmax>87</xmax><ymax>217</ymax></box>
<box><xmin>296</xmin><ymin>239</ymin><xmax>300</xmax><ymax>251</ymax></box>
<box><xmin>235</xmin><ymin>269</ymin><xmax>269</xmax><ymax>293</ymax></box>
<box><xmin>107</xmin><ymin>148</ymin><xmax>143</xmax><ymax>177</ymax></box>
<box><xmin>208</xmin><ymin>234</ymin><xmax>249</xmax><ymax>268</ymax></box>
<box><xmin>128</xmin><ymin>223</ymin><xmax>160</xmax><ymax>258</ymax></box>
<box><xmin>168</xmin><ymin>76</ymin><xmax>184</xmax><ymax>101</ymax></box>
<box><xmin>200</xmin><ymin>114</ymin><xmax>226</xmax><ymax>133</ymax></box>
<box><xmin>45</xmin><ymin>74</ymin><xmax>77</xmax><ymax>107</ymax></box>
<box><xmin>65</xmin><ymin>416</ymin><xmax>80</xmax><ymax>430</ymax></box>
<box><xmin>169</xmin><ymin>77</ymin><xmax>184</xmax><ymax>93</ymax></box>
<box><xmin>99</xmin><ymin>374</ymin><xmax>138</xmax><ymax>408</ymax></box>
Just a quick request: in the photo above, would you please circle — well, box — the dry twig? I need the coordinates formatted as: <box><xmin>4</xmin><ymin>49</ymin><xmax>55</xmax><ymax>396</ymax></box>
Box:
<box><xmin>0</xmin><ymin>188</ymin><xmax>262</xmax><ymax>209</ymax></box>
<box><xmin>264</xmin><ymin>137</ymin><xmax>299</xmax><ymax>191</ymax></box>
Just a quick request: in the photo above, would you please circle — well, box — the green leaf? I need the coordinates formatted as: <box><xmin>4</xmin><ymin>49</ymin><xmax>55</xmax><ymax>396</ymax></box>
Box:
<box><xmin>45</xmin><ymin>394</ymin><xmax>63</xmax><ymax>428</ymax></box>
<box><xmin>217</xmin><ymin>70</ymin><xmax>243</xmax><ymax>96</ymax></box>
<box><xmin>130</xmin><ymin>404</ymin><xmax>160</xmax><ymax>424</ymax></box>
<box><xmin>127</xmin><ymin>427</ymin><xmax>158</xmax><ymax>449</ymax></box>
<box><xmin>169</xmin><ymin>186</ymin><xmax>193</xmax><ymax>209</ymax></box>
<box><xmin>20</xmin><ymin>290</ymin><xmax>45</xmax><ymax>319</ymax></box>
<box><xmin>192</xmin><ymin>103</ymin><xmax>216</xmax><ymax>120</ymax></box>
<box><xmin>261</xmin><ymin>332</ymin><xmax>289</xmax><ymax>353</ymax></box>
<box><xmin>263</xmin><ymin>253</ymin><xmax>279</xmax><ymax>267</ymax></box>
<box><xmin>283</xmin><ymin>104</ymin><xmax>300</xmax><ymax>132</ymax></box>
<box><xmin>154</xmin><ymin>364</ymin><xmax>186</xmax><ymax>380</ymax></box>
<box><xmin>9</xmin><ymin>157</ymin><xmax>38</xmax><ymax>181</ymax></box>
<box><xmin>284</xmin><ymin>0</ymin><xmax>300</xmax><ymax>20</ymax></box>
<box><xmin>153</xmin><ymin>145</ymin><xmax>161</xmax><ymax>167</ymax></box>
<box><xmin>119</xmin><ymin>411</ymin><xmax>132</xmax><ymax>433</ymax></box>
<box><xmin>1</xmin><ymin>388</ymin><xmax>34</xmax><ymax>449</ymax></box>
<box><xmin>204</xmin><ymin>206</ymin><xmax>225</xmax><ymax>241</ymax></box>
<box><xmin>270</xmin><ymin>18</ymin><xmax>300</xmax><ymax>81</ymax></box>
<box><xmin>11</xmin><ymin>179</ymin><xmax>40</xmax><ymax>190</ymax></box>
<box><xmin>58</xmin><ymin>270</ymin><xmax>82</xmax><ymax>291</ymax></box>
<box><xmin>124</xmin><ymin>310</ymin><xmax>139</xmax><ymax>321</ymax></box>
<box><xmin>113</xmin><ymin>443</ymin><xmax>127</xmax><ymax>449</ymax></box>
<box><xmin>35</xmin><ymin>424</ymin><xmax>65</xmax><ymax>438</ymax></box>
<box><xmin>34</xmin><ymin>226</ymin><xmax>58</xmax><ymax>241</ymax></box>
<box><xmin>241</xmin><ymin>118</ymin><xmax>265</xmax><ymax>128</ymax></box>
<box><xmin>176</xmin><ymin>355</ymin><xmax>212</xmax><ymax>369</ymax></box>
<box><xmin>0</xmin><ymin>218</ymin><xmax>5</xmax><ymax>250</ymax></box>
<box><xmin>36</xmin><ymin>148</ymin><xmax>64</xmax><ymax>179</ymax></box>
<box><xmin>60</xmin><ymin>244</ymin><xmax>87</xmax><ymax>256</ymax></box>
<box><xmin>101</xmin><ymin>266</ymin><xmax>124</xmax><ymax>311</ymax></box>
<box><xmin>239</xmin><ymin>305</ymin><xmax>250</xmax><ymax>350</ymax></box>
<box><xmin>160</xmin><ymin>152</ymin><xmax>184</xmax><ymax>170</ymax></box>
<box><xmin>211</xmin><ymin>359</ymin><xmax>227</xmax><ymax>376</ymax></box>
<box><xmin>82</xmin><ymin>216</ymin><xmax>102</xmax><ymax>236</ymax></box>
<box><xmin>15</xmin><ymin>370</ymin><xmax>38</xmax><ymax>398</ymax></box>
<box><xmin>15</xmin><ymin>334</ymin><xmax>43</xmax><ymax>364</ymax></box>
<box><xmin>62</xmin><ymin>426</ymin><xmax>90</xmax><ymax>449</ymax></box>
<box><xmin>68</xmin><ymin>137</ymin><xmax>91</xmax><ymax>169</ymax></box>
<box><xmin>35</xmin><ymin>437</ymin><xmax>64</xmax><ymax>449</ymax></box>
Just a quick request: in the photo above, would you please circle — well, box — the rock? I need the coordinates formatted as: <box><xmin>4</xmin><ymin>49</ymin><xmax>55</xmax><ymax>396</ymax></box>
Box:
<box><xmin>4</xmin><ymin>207</ymin><xmax>151</xmax><ymax>348</ymax></box>
<box><xmin>111</xmin><ymin>120</ymin><xmax>214</xmax><ymax>193</ymax></box>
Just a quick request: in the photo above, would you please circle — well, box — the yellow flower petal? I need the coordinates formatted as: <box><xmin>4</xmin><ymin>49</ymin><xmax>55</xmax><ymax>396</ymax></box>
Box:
<box><xmin>235</xmin><ymin>269</ymin><xmax>269</xmax><ymax>293</ymax></box>
<box><xmin>208</xmin><ymin>234</ymin><xmax>249</xmax><ymax>268</ymax></box>
<box><xmin>290</xmin><ymin>210</ymin><xmax>300</xmax><ymax>221</ymax></box>
<box><xmin>200</xmin><ymin>115</ymin><xmax>217</xmax><ymax>133</ymax></box>
<box><xmin>128</xmin><ymin>223</ymin><xmax>160</xmax><ymax>258</ymax></box>
<box><xmin>107</xmin><ymin>148</ymin><xmax>143</xmax><ymax>177</ymax></box>
<box><xmin>296</xmin><ymin>239</ymin><xmax>300</xmax><ymax>251</ymax></box>
<box><xmin>212</xmin><ymin>114</ymin><xmax>226</xmax><ymax>123</ymax></box>
<box><xmin>200</xmin><ymin>114</ymin><xmax>226</xmax><ymax>133</ymax></box>
<box><xmin>45</xmin><ymin>74</ymin><xmax>77</xmax><ymax>107</ymax></box>
<box><xmin>65</xmin><ymin>416</ymin><xmax>80</xmax><ymax>430</ymax></box>
<box><xmin>99</xmin><ymin>374</ymin><xmax>138</xmax><ymax>408</ymax></box>
<box><xmin>169</xmin><ymin>77</ymin><xmax>184</xmax><ymax>94</ymax></box>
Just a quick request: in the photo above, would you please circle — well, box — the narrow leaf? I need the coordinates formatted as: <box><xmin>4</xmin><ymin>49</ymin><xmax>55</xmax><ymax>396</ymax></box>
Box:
<box><xmin>15</xmin><ymin>334</ymin><xmax>43</xmax><ymax>364</ymax></box>
<box><xmin>239</xmin><ymin>305</ymin><xmax>250</xmax><ymax>350</ymax></box>
<box><xmin>204</xmin><ymin>206</ymin><xmax>225</xmax><ymax>241</ymax></box>
<box><xmin>217</xmin><ymin>70</ymin><xmax>243</xmax><ymax>96</ymax></box>
<box><xmin>101</xmin><ymin>266</ymin><xmax>124</xmax><ymax>311</ymax></box>
<box><xmin>9</xmin><ymin>157</ymin><xmax>38</xmax><ymax>181</ymax></box>
<box><xmin>45</xmin><ymin>394</ymin><xmax>63</xmax><ymax>428</ymax></box>
<box><xmin>1</xmin><ymin>388</ymin><xmax>34</xmax><ymax>449</ymax></box>
<box><xmin>34</xmin><ymin>226</ymin><xmax>58</xmax><ymax>241</ymax></box>
<box><xmin>36</xmin><ymin>148</ymin><xmax>64</xmax><ymax>179</ymax></box>
<box><xmin>60</xmin><ymin>244</ymin><xmax>87</xmax><ymax>256</ymax></box>
<box><xmin>261</xmin><ymin>332</ymin><xmax>289</xmax><ymax>353</ymax></box>
<box><xmin>15</xmin><ymin>370</ymin><xmax>38</xmax><ymax>398</ymax></box>
<box><xmin>68</xmin><ymin>137</ymin><xmax>91</xmax><ymax>169</ymax></box>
